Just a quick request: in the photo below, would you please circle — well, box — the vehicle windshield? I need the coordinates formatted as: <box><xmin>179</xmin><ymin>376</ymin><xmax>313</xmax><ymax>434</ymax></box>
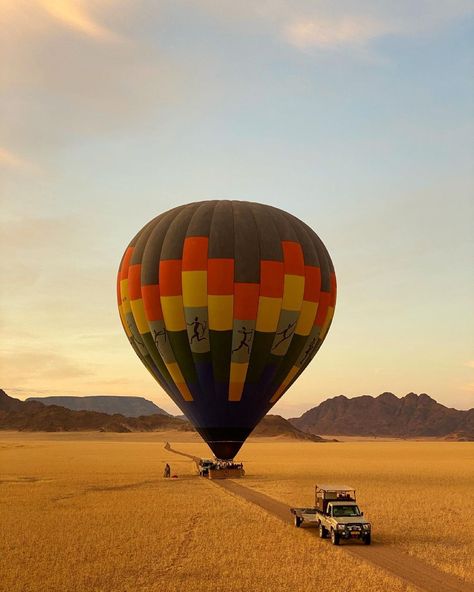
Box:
<box><xmin>332</xmin><ymin>505</ymin><xmax>361</xmax><ymax>517</ymax></box>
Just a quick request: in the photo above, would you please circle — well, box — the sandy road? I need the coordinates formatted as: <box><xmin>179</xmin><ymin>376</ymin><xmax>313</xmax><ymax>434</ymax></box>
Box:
<box><xmin>214</xmin><ymin>479</ymin><xmax>473</xmax><ymax>592</ymax></box>
<box><xmin>164</xmin><ymin>443</ymin><xmax>472</xmax><ymax>592</ymax></box>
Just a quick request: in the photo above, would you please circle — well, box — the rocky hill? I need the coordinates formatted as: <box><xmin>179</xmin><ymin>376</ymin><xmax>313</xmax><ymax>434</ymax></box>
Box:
<box><xmin>4</xmin><ymin>389</ymin><xmax>470</xmax><ymax>440</ymax></box>
<box><xmin>0</xmin><ymin>390</ymin><xmax>189</xmax><ymax>433</ymax></box>
<box><xmin>290</xmin><ymin>392</ymin><xmax>474</xmax><ymax>440</ymax></box>
<box><xmin>251</xmin><ymin>414</ymin><xmax>330</xmax><ymax>441</ymax></box>
<box><xmin>0</xmin><ymin>390</ymin><xmax>327</xmax><ymax>440</ymax></box>
<box><xmin>26</xmin><ymin>395</ymin><xmax>169</xmax><ymax>417</ymax></box>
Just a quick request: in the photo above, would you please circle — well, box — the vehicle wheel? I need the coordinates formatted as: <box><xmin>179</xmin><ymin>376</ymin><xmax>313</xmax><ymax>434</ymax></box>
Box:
<box><xmin>331</xmin><ymin>529</ymin><xmax>340</xmax><ymax>546</ymax></box>
<box><xmin>363</xmin><ymin>534</ymin><xmax>371</xmax><ymax>545</ymax></box>
<box><xmin>294</xmin><ymin>515</ymin><xmax>302</xmax><ymax>528</ymax></box>
<box><xmin>319</xmin><ymin>523</ymin><xmax>327</xmax><ymax>539</ymax></box>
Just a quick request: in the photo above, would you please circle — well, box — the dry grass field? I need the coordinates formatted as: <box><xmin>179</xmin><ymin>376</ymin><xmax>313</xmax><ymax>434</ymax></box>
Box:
<box><xmin>241</xmin><ymin>439</ymin><xmax>474</xmax><ymax>584</ymax></box>
<box><xmin>1</xmin><ymin>432</ymin><xmax>472</xmax><ymax>592</ymax></box>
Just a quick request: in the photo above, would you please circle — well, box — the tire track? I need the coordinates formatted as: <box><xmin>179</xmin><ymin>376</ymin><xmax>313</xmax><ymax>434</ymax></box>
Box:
<box><xmin>51</xmin><ymin>479</ymin><xmax>165</xmax><ymax>502</ymax></box>
<box><xmin>153</xmin><ymin>511</ymin><xmax>202</xmax><ymax>578</ymax></box>
<box><xmin>214</xmin><ymin>479</ymin><xmax>473</xmax><ymax>592</ymax></box>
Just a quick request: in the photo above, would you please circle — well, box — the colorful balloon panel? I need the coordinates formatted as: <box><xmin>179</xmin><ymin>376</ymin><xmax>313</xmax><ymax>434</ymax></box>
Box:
<box><xmin>117</xmin><ymin>201</ymin><xmax>336</xmax><ymax>459</ymax></box>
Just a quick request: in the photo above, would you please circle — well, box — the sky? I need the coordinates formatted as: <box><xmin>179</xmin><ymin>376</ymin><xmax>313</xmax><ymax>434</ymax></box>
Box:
<box><xmin>1</xmin><ymin>0</ymin><xmax>473</xmax><ymax>416</ymax></box>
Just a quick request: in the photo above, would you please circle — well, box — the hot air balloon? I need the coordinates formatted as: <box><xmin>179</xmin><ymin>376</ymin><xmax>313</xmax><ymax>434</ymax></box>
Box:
<box><xmin>117</xmin><ymin>201</ymin><xmax>336</xmax><ymax>460</ymax></box>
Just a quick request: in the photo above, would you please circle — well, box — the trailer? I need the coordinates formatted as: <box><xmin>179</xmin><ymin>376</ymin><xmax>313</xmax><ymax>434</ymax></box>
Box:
<box><xmin>290</xmin><ymin>484</ymin><xmax>371</xmax><ymax>545</ymax></box>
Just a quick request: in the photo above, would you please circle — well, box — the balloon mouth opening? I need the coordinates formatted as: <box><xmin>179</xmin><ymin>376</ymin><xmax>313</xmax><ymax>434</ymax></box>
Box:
<box><xmin>195</xmin><ymin>427</ymin><xmax>253</xmax><ymax>460</ymax></box>
<box><xmin>207</xmin><ymin>441</ymin><xmax>244</xmax><ymax>461</ymax></box>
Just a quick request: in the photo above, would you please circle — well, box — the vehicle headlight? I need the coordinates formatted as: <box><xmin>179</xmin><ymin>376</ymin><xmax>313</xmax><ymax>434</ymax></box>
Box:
<box><xmin>363</xmin><ymin>524</ymin><xmax>371</xmax><ymax>530</ymax></box>
<box><xmin>337</xmin><ymin>524</ymin><xmax>346</xmax><ymax>530</ymax></box>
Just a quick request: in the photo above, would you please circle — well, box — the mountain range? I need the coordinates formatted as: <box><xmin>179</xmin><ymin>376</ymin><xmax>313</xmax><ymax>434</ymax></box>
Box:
<box><xmin>26</xmin><ymin>395</ymin><xmax>169</xmax><ymax>417</ymax></box>
<box><xmin>290</xmin><ymin>392</ymin><xmax>473</xmax><ymax>440</ymax></box>
<box><xmin>0</xmin><ymin>390</ymin><xmax>186</xmax><ymax>433</ymax></box>
<box><xmin>0</xmin><ymin>390</ymin><xmax>323</xmax><ymax>441</ymax></box>
<box><xmin>1</xmin><ymin>389</ymin><xmax>472</xmax><ymax>440</ymax></box>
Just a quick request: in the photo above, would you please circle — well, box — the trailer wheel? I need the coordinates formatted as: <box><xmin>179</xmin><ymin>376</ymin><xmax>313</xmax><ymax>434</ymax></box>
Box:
<box><xmin>294</xmin><ymin>515</ymin><xmax>302</xmax><ymax>528</ymax></box>
<box><xmin>331</xmin><ymin>529</ymin><xmax>340</xmax><ymax>546</ymax></box>
<box><xmin>319</xmin><ymin>523</ymin><xmax>328</xmax><ymax>539</ymax></box>
<box><xmin>363</xmin><ymin>534</ymin><xmax>371</xmax><ymax>545</ymax></box>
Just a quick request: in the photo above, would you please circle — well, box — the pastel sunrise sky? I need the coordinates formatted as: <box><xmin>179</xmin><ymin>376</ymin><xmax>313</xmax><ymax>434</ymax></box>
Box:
<box><xmin>1</xmin><ymin>1</ymin><xmax>473</xmax><ymax>416</ymax></box>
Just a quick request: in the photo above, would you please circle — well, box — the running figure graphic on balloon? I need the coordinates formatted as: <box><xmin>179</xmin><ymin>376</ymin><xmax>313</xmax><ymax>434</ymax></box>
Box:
<box><xmin>188</xmin><ymin>317</ymin><xmax>207</xmax><ymax>344</ymax></box>
<box><xmin>273</xmin><ymin>322</ymin><xmax>296</xmax><ymax>350</ymax></box>
<box><xmin>232</xmin><ymin>327</ymin><xmax>254</xmax><ymax>353</ymax></box>
<box><xmin>300</xmin><ymin>337</ymin><xmax>317</xmax><ymax>366</ymax></box>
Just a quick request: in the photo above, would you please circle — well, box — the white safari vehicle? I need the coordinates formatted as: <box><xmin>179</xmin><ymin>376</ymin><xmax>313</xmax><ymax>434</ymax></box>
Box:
<box><xmin>290</xmin><ymin>484</ymin><xmax>371</xmax><ymax>545</ymax></box>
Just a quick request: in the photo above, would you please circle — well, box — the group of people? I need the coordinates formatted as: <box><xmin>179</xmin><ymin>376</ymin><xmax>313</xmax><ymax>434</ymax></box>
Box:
<box><xmin>213</xmin><ymin>460</ymin><xmax>244</xmax><ymax>471</ymax></box>
<box><xmin>164</xmin><ymin>459</ymin><xmax>244</xmax><ymax>477</ymax></box>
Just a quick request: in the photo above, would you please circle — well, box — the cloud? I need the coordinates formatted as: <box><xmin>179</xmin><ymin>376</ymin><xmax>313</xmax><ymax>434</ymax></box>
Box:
<box><xmin>194</xmin><ymin>0</ymin><xmax>474</xmax><ymax>52</ymax></box>
<box><xmin>0</xmin><ymin>1</ymin><xmax>181</xmax><ymax>152</ymax></box>
<box><xmin>284</xmin><ymin>16</ymin><xmax>392</xmax><ymax>50</ymax></box>
<box><xmin>465</xmin><ymin>361</ymin><xmax>474</xmax><ymax>369</ymax></box>
<box><xmin>2</xmin><ymin>0</ymin><xmax>472</xmax><ymax>158</ymax></box>
<box><xmin>0</xmin><ymin>350</ymin><xmax>90</xmax><ymax>383</ymax></box>
<box><xmin>0</xmin><ymin>147</ymin><xmax>38</xmax><ymax>172</ymax></box>
<box><xmin>39</xmin><ymin>0</ymin><xmax>121</xmax><ymax>42</ymax></box>
<box><xmin>281</xmin><ymin>2</ymin><xmax>474</xmax><ymax>51</ymax></box>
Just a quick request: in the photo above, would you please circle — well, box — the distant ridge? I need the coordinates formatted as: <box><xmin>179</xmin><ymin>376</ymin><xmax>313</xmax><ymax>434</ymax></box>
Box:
<box><xmin>3</xmin><ymin>389</ymin><xmax>471</xmax><ymax>440</ymax></box>
<box><xmin>26</xmin><ymin>395</ymin><xmax>169</xmax><ymax>417</ymax></box>
<box><xmin>290</xmin><ymin>392</ymin><xmax>474</xmax><ymax>440</ymax></box>
<box><xmin>0</xmin><ymin>390</ymin><xmax>327</xmax><ymax>441</ymax></box>
<box><xmin>0</xmin><ymin>390</ymin><xmax>188</xmax><ymax>433</ymax></box>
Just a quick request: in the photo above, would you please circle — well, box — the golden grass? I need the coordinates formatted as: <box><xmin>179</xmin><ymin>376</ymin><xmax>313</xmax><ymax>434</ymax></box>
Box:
<box><xmin>239</xmin><ymin>439</ymin><xmax>474</xmax><ymax>584</ymax></box>
<box><xmin>1</xmin><ymin>432</ymin><xmax>471</xmax><ymax>591</ymax></box>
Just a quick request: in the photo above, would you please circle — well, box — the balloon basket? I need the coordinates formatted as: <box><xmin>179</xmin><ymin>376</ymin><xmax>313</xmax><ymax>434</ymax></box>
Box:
<box><xmin>208</xmin><ymin>467</ymin><xmax>244</xmax><ymax>479</ymax></box>
<box><xmin>198</xmin><ymin>458</ymin><xmax>245</xmax><ymax>479</ymax></box>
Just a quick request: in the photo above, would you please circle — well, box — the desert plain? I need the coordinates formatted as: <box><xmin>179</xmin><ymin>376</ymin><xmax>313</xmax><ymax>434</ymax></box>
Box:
<box><xmin>1</xmin><ymin>431</ymin><xmax>473</xmax><ymax>592</ymax></box>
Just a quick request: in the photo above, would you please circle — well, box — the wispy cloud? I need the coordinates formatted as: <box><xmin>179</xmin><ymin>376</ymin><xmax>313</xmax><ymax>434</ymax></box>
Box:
<box><xmin>0</xmin><ymin>147</ymin><xmax>38</xmax><ymax>172</ymax></box>
<box><xmin>39</xmin><ymin>0</ymin><xmax>121</xmax><ymax>42</ymax></box>
<box><xmin>0</xmin><ymin>1</ymin><xmax>180</xmax><ymax>151</ymax></box>
<box><xmin>0</xmin><ymin>350</ymin><xmax>90</xmax><ymax>382</ymax></box>
<box><xmin>281</xmin><ymin>2</ymin><xmax>474</xmax><ymax>52</ymax></box>
<box><xmin>284</xmin><ymin>16</ymin><xmax>391</xmax><ymax>50</ymax></box>
<box><xmin>195</xmin><ymin>1</ymin><xmax>474</xmax><ymax>53</ymax></box>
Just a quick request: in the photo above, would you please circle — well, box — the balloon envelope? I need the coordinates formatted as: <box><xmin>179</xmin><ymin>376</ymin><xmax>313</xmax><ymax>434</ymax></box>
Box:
<box><xmin>117</xmin><ymin>201</ymin><xmax>336</xmax><ymax>459</ymax></box>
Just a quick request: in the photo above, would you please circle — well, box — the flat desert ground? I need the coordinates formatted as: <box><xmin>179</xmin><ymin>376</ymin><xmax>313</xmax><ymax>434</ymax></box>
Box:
<box><xmin>1</xmin><ymin>431</ymin><xmax>473</xmax><ymax>592</ymax></box>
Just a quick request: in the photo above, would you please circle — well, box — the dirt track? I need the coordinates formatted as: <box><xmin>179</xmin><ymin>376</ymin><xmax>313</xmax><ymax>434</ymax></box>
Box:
<box><xmin>164</xmin><ymin>443</ymin><xmax>472</xmax><ymax>592</ymax></box>
<box><xmin>214</xmin><ymin>479</ymin><xmax>473</xmax><ymax>592</ymax></box>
